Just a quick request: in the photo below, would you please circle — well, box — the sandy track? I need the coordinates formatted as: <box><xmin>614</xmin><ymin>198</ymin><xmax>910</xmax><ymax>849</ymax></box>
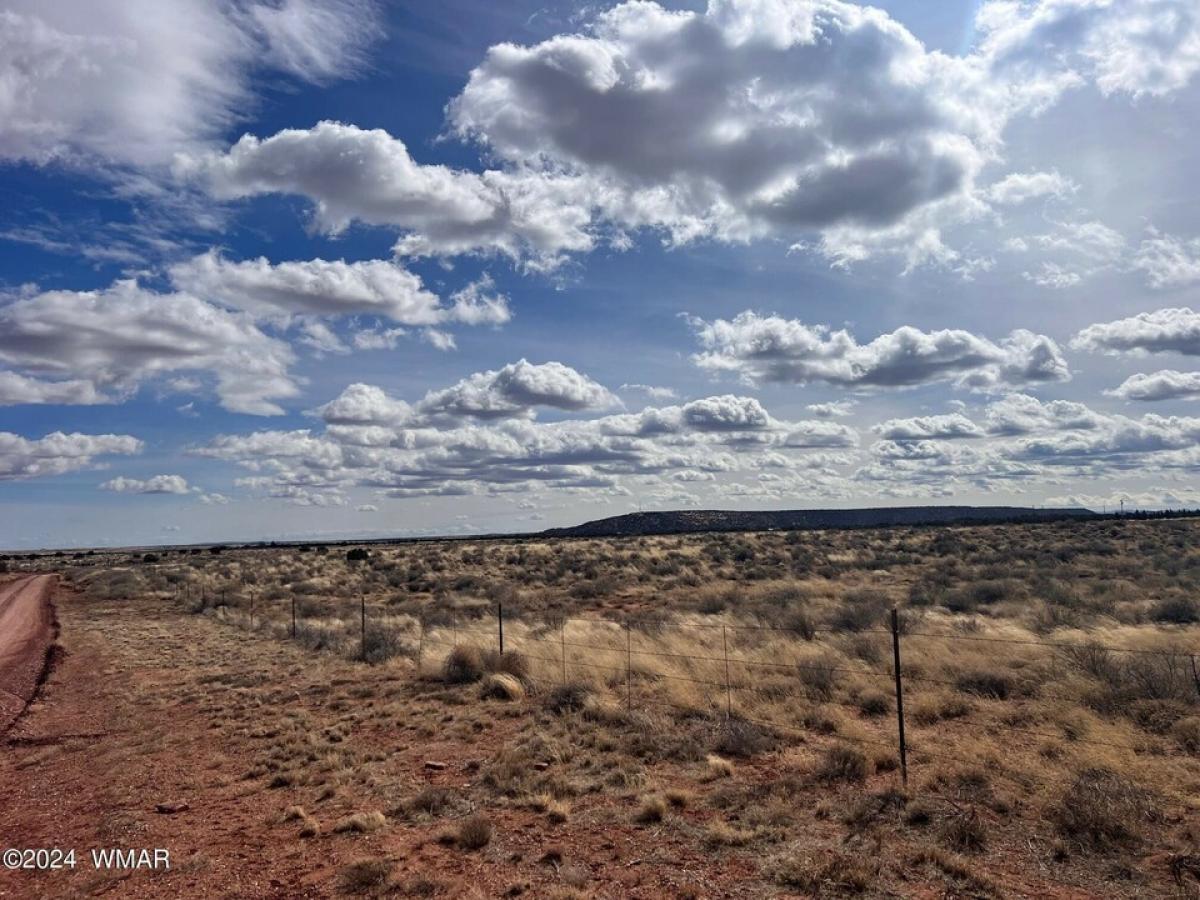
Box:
<box><xmin>0</xmin><ymin>575</ymin><xmax>57</xmax><ymax>734</ymax></box>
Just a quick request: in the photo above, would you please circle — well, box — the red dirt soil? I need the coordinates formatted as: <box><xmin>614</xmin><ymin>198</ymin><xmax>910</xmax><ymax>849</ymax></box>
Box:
<box><xmin>0</xmin><ymin>575</ymin><xmax>57</xmax><ymax>735</ymax></box>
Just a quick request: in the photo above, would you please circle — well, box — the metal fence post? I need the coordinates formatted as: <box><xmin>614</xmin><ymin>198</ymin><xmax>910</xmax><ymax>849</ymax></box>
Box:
<box><xmin>890</xmin><ymin>607</ymin><xmax>909</xmax><ymax>787</ymax></box>
<box><xmin>291</xmin><ymin>594</ymin><xmax>296</xmax><ymax>639</ymax></box>
<box><xmin>498</xmin><ymin>603</ymin><xmax>504</xmax><ymax>656</ymax></box>
<box><xmin>722</xmin><ymin>624</ymin><xmax>732</xmax><ymax>718</ymax></box>
<box><xmin>561</xmin><ymin>618</ymin><xmax>567</xmax><ymax>684</ymax></box>
<box><xmin>360</xmin><ymin>593</ymin><xmax>367</xmax><ymax>662</ymax></box>
<box><xmin>417</xmin><ymin>617</ymin><xmax>424</xmax><ymax>675</ymax></box>
<box><xmin>626</xmin><ymin>618</ymin><xmax>632</xmax><ymax>712</ymax></box>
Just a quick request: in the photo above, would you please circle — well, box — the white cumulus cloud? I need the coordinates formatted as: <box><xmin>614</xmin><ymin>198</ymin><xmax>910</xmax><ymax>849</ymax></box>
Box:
<box><xmin>691</xmin><ymin>311</ymin><xmax>1069</xmax><ymax>390</ymax></box>
<box><xmin>100</xmin><ymin>474</ymin><xmax>191</xmax><ymax>494</ymax></box>
<box><xmin>1072</xmin><ymin>307</ymin><xmax>1200</xmax><ymax>356</ymax></box>
<box><xmin>0</xmin><ymin>431</ymin><xmax>142</xmax><ymax>480</ymax></box>
<box><xmin>0</xmin><ymin>279</ymin><xmax>300</xmax><ymax>415</ymax></box>
<box><xmin>1106</xmin><ymin>370</ymin><xmax>1200</xmax><ymax>401</ymax></box>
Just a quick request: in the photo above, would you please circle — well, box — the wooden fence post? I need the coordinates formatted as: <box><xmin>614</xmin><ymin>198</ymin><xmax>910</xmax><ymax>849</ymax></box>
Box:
<box><xmin>360</xmin><ymin>593</ymin><xmax>367</xmax><ymax>662</ymax></box>
<box><xmin>561</xmin><ymin>618</ymin><xmax>567</xmax><ymax>684</ymax></box>
<box><xmin>291</xmin><ymin>594</ymin><xmax>296</xmax><ymax>639</ymax></box>
<box><xmin>890</xmin><ymin>608</ymin><xmax>909</xmax><ymax>787</ymax></box>
<box><xmin>498</xmin><ymin>603</ymin><xmax>504</xmax><ymax>656</ymax></box>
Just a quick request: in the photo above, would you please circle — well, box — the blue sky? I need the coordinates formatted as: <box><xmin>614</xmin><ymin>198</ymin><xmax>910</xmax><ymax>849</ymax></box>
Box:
<box><xmin>3</xmin><ymin>0</ymin><xmax>1200</xmax><ymax>548</ymax></box>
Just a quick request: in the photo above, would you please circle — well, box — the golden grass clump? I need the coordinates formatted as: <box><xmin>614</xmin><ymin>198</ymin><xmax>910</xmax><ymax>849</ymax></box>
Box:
<box><xmin>635</xmin><ymin>794</ymin><xmax>667</xmax><ymax>824</ymax></box>
<box><xmin>480</xmin><ymin>672</ymin><xmax>526</xmax><ymax>702</ymax></box>
<box><xmin>332</xmin><ymin>811</ymin><xmax>388</xmax><ymax>834</ymax></box>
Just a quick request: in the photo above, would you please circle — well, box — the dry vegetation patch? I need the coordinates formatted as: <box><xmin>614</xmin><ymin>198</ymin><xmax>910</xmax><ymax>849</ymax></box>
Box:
<box><xmin>10</xmin><ymin>516</ymin><xmax>1200</xmax><ymax>896</ymax></box>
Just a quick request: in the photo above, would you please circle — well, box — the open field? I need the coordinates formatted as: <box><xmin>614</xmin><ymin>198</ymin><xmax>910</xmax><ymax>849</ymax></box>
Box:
<box><xmin>4</xmin><ymin>517</ymin><xmax>1200</xmax><ymax>897</ymax></box>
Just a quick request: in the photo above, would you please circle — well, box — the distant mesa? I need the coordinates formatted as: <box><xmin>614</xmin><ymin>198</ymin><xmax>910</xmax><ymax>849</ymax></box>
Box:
<box><xmin>540</xmin><ymin>506</ymin><xmax>1095</xmax><ymax>538</ymax></box>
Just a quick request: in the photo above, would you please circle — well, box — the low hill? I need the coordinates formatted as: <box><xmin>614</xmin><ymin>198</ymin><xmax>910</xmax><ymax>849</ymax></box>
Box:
<box><xmin>541</xmin><ymin>505</ymin><xmax>1094</xmax><ymax>538</ymax></box>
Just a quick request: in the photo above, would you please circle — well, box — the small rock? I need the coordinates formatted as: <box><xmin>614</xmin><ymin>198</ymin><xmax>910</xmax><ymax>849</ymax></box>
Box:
<box><xmin>424</xmin><ymin>760</ymin><xmax>447</xmax><ymax>771</ymax></box>
<box><xmin>533</xmin><ymin>761</ymin><xmax>550</xmax><ymax>771</ymax></box>
<box><xmin>155</xmin><ymin>802</ymin><xmax>189</xmax><ymax>814</ymax></box>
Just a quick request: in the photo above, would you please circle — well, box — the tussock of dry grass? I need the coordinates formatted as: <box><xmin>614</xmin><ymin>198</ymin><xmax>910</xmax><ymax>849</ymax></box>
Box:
<box><xmin>332</xmin><ymin>811</ymin><xmax>387</xmax><ymax>834</ymax></box>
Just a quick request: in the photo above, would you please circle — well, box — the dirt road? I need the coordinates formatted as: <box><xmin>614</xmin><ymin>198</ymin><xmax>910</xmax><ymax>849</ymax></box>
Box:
<box><xmin>0</xmin><ymin>575</ymin><xmax>56</xmax><ymax>734</ymax></box>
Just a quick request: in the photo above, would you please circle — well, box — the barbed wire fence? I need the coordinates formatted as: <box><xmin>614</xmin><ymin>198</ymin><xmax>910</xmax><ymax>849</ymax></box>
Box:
<box><xmin>172</xmin><ymin>580</ymin><xmax>1200</xmax><ymax>783</ymax></box>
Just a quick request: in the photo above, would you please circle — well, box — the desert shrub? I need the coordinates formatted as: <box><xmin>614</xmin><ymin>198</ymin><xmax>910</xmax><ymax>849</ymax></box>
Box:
<box><xmin>766</xmin><ymin>848</ymin><xmax>876</xmax><ymax>894</ymax></box>
<box><xmin>907</xmin><ymin>696</ymin><xmax>964</xmax><ymax>729</ymax></box>
<box><xmin>338</xmin><ymin>859</ymin><xmax>393</xmax><ymax>894</ymax></box>
<box><xmin>1040</xmin><ymin>579</ymin><xmax>1083</xmax><ymax>609</ymax></box>
<box><xmin>1150</xmin><ymin>596</ymin><xmax>1199</xmax><ymax>624</ymax></box>
<box><xmin>907</xmin><ymin>578</ymin><xmax>945</xmax><ymax>608</ymax></box>
<box><xmin>815</xmin><ymin>744</ymin><xmax>868</xmax><ymax>783</ymax></box>
<box><xmin>545</xmin><ymin>681</ymin><xmax>592</xmax><ymax>714</ymax></box>
<box><xmin>1060</xmin><ymin>642</ymin><xmax>1119</xmax><ymax>681</ymax></box>
<box><xmin>909</xmin><ymin>848</ymin><xmax>997</xmax><ymax>896</ymax></box>
<box><xmin>333</xmin><ymin>811</ymin><xmax>387</xmax><ymax>834</ymax></box>
<box><xmin>942</xmin><ymin>589</ymin><xmax>978</xmax><ymax>614</ymax></box>
<box><xmin>1125</xmin><ymin>699</ymin><xmax>1192</xmax><ymax>734</ymax></box>
<box><xmin>456</xmin><ymin>815</ymin><xmax>492</xmax><ymax>850</ymax></box>
<box><xmin>1122</xmin><ymin>653</ymin><xmax>1196</xmax><ymax>703</ymax></box>
<box><xmin>939</xmin><ymin>807</ymin><xmax>986</xmax><ymax>852</ymax></box>
<box><xmin>713</xmin><ymin>717</ymin><xmax>776</xmax><ymax>758</ymax></box>
<box><xmin>954</xmin><ymin>669</ymin><xmax>1012</xmax><ymax>700</ymax></box>
<box><xmin>845</xmin><ymin>634</ymin><xmax>886</xmax><ymax>664</ymax></box>
<box><xmin>828</xmin><ymin>591</ymin><xmax>888</xmax><ymax>633</ymax></box>
<box><xmin>443</xmin><ymin>645</ymin><xmax>485</xmax><ymax>684</ymax></box>
<box><xmin>797</xmin><ymin>653</ymin><xmax>840</xmax><ymax>700</ymax></box>
<box><xmin>361</xmin><ymin>624</ymin><xmax>408</xmax><ymax>664</ymax></box>
<box><xmin>781</xmin><ymin>608</ymin><xmax>817</xmax><ymax>641</ymax></box>
<box><xmin>704</xmin><ymin>821</ymin><xmax>758</xmax><ymax>847</ymax></box>
<box><xmin>904</xmin><ymin>799</ymin><xmax>936</xmax><ymax>827</ymax></box>
<box><xmin>1170</xmin><ymin>716</ymin><xmax>1200</xmax><ymax>753</ymax></box>
<box><xmin>294</xmin><ymin>621</ymin><xmax>341</xmax><ymax>653</ymax></box>
<box><xmin>965</xmin><ymin>580</ymin><xmax>1016</xmax><ymax>606</ymax></box>
<box><xmin>1052</xmin><ymin>768</ymin><xmax>1158</xmax><ymax>849</ymax></box>
<box><xmin>856</xmin><ymin>690</ymin><xmax>891</xmax><ymax>717</ymax></box>
<box><xmin>346</xmin><ymin>548</ymin><xmax>370</xmax><ymax>562</ymax></box>
<box><xmin>635</xmin><ymin>795</ymin><xmax>667</xmax><ymax>824</ymax></box>
<box><xmin>841</xmin><ymin>788</ymin><xmax>907</xmax><ymax>832</ymax></box>
<box><xmin>396</xmin><ymin>787</ymin><xmax>462</xmax><ymax>820</ymax></box>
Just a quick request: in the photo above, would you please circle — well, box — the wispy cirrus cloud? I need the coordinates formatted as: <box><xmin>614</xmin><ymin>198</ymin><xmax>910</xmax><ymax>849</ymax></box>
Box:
<box><xmin>1</xmin><ymin>0</ymin><xmax>379</xmax><ymax>171</ymax></box>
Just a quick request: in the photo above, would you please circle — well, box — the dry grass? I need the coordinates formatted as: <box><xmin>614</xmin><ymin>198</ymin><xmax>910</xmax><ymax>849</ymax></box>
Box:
<box><xmin>332</xmin><ymin>811</ymin><xmax>387</xmax><ymax>834</ymax></box>
<box><xmin>19</xmin><ymin>516</ymin><xmax>1200</xmax><ymax>897</ymax></box>
<box><xmin>455</xmin><ymin>815</ymin><xmax>493</xmax><ymax>850</ymax></box>
<box><xmin>337</xmin><ymin>858</ymin><xmax>393</xmax><ymax>895</ymax></box>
